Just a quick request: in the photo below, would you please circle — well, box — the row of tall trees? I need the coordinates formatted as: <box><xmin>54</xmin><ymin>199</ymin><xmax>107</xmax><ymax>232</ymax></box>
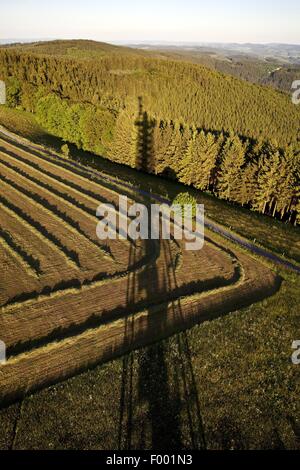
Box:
<box><xmin>110</xmin><ymin>110</ymin><xmax>299</xmax><ymax>223</ymax></box>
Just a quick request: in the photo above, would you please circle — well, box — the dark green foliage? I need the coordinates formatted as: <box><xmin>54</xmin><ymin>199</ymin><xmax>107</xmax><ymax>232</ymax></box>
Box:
<box><xmin>217</xmin><ymin>134</ymin><xmax>246</xmax><ymax>202</ymax></box>
<box><xmin>5</xmin><ymin>77</ymin><xmax>21</xmax><ymax>108</ymax></box>
<box><xmin>35</xmin><ymin>94</ymin><xmax>115</xmax><ymax>155</ymax></box>
<box><xmin>178</xmin><ymin>129</ymin><xmax>219</xmax><ymax>191</ymax></box>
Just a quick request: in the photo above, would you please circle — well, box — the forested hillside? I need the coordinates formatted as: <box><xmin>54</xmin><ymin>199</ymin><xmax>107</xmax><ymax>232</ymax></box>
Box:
<box><xmin>1</xmin><ymin>39</ymin><xmax>147</xmax><ymax>59</ymax></box>
<box><xmin>0</xmin><ymin>40</ymin><xmax>299</xmax><ymax>223</ymax></box>
<box><xmin>140</xmin><ymin>45</ymin><xmax>300</xmax><ymax>93</ymax></box>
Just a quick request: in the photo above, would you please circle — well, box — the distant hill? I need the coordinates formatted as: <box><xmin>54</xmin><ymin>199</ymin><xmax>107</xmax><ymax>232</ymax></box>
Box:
<box><xmin>131</xmin><ymin>43</ymin><xmax>300</xmax><ymax>92</ymax></box>
<box><xmin>3</xmin><ymin>40</ymin><xmax>299</xmax><ymax>92</ymax></box>
<box><xmin>1</xmin><ymin>39</ymin><xmax>147</xmax><ymax>59</ymax></box>
<box><xmin>133</xmin><ymin>42</ymin><xmax>300</xmax><ymax>63</ymax></box>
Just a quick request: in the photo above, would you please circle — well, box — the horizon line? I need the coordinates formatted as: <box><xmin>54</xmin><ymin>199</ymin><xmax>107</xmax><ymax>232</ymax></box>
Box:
<box><xmin>1</xmin><ymin>38</ymin><xmax>300</xmax><ymax>47</ymax></box>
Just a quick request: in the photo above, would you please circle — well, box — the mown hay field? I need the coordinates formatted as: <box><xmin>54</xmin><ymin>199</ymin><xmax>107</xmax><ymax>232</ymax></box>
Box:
<box><xmin>0</xmin><ymin>132</ymin><xmax>280</xmax><ymax>408</ymax></box>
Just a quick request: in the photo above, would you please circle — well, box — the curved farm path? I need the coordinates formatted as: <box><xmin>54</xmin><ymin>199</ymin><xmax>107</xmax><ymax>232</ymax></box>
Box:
<box><xmin>0</xmin><ymin>128</ymin><xmax>282</xmax><ymax>405</ymax></box>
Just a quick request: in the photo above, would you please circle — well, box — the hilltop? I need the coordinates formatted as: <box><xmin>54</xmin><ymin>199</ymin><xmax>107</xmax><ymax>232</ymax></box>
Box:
<box><xmin>1</xmin><ymin>39</ymin><xmax>147</xmax><ymax>59</ymax></box>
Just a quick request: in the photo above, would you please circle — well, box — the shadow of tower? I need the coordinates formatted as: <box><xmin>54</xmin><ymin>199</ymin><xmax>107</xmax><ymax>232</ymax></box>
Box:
<box><xmin>135</xmin><ymin>96</ymin><xmax>155</xmax><ymax>173</ymax></box>
<box><xmin>118</xmin><ymin>98</ymin><xmax>206</xmax><ymax>450</ymax></box>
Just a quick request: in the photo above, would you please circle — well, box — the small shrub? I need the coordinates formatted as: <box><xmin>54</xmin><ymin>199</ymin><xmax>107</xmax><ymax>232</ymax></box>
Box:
<box><xmin>172</xmin><ymin>192</ymin><xmax>197</xmax><ymax>217</ymax></box>
<box><xmin>61</xmin><ymin>143</ymin><xmax>70</xmax><ymax>158</ymax></box>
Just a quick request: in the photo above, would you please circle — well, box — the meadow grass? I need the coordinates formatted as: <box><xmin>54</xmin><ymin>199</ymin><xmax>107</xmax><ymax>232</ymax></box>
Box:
<box><xmin>0</xmin><ymin>269</ymin><xmax>299</xmax><ymax>450</ymax></box>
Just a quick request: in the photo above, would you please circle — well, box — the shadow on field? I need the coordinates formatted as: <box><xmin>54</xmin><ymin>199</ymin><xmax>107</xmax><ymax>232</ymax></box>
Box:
<box><xmin>117</xmin><ymin>98</ymin><xmax>206</xmax><ymax>450</ymax></box>
<box><xmin>135</xmin><ymin>96</ymin><xmax>155</xmax><ymax>174</ymax></box>
<box><xmin>117</xmin><ymin>238</ymin><xmax>207</xmax><ymax>450</ymax></box>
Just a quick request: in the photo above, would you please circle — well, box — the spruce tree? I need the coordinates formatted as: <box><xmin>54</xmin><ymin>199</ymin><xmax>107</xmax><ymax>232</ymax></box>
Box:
<box><xmin>179</xmin><ymin>130</ymin><xmax>219</xmax><ymax>191</ymax></box>
<box><xmin>253</xmin><ymin>151</ymin><xmax>282</xmax><ymax>215</ymax></box>
<box><xmin>217</xmin><ymin>134</ymin><xmax>246</xmax><ymax>201</ymax></box>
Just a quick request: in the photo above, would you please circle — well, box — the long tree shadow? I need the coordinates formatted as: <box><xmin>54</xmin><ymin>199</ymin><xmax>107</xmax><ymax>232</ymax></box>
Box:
<box><xmin>118</xmin><ymin>98</ymin><xmax>206</xmax><ymax>450</ymax></box>
<box><xmin>161</xmin><ymin>239</ymin><xmax>206</xmax><ymax>449</ymax></box>
<box><xmin>135</xmin><ymin>96</ymin><xmax>155</xmax><ymax>173</ymax></box>
<box><xmin>136</xmin><ymin>234</ymin><xmax>183</xmax><ymax>450</ymax></box>
<box><xmin>118</xmin><ymin>242</ymin><xmax>138</xmax><ymax>450</ymax></box>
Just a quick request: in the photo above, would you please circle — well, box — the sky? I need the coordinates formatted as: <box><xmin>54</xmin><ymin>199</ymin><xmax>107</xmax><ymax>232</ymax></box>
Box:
<box><xmin>0</xmin><ymin>0</ymin><xmax>299</xmax><ymax>45</ymax></box>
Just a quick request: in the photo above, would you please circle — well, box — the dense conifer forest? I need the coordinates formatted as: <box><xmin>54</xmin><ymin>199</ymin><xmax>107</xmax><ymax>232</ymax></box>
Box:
<box><xmin>138</xmin><ymin>47</ymin><xmax>300</xmax><ymax>93</ymax></box>
<box><xmin>0</xmin><ymin>40</ymin><xmax>299</xmax><ymax>223</ymax></box>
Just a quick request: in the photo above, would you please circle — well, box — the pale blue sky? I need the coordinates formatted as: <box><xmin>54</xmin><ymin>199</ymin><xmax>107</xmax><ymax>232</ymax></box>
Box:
<box><xmin>1</xmin><ymin>0</ymin><xmax>299</xmax><ymax>44</ymax></box>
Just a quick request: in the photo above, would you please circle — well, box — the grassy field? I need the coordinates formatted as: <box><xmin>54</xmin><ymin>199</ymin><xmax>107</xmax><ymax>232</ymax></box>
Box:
<box><xmin>0</xmin><ymin>105</ymin><xmax>299</xmax><ymax>450</ymax></box>
<box><xmin>0</xmin><ymin>269</ymin><xmax>299</xmax><ymax>450</ymax></box>
<box><xmin>0</xmin><ymin>131</ymin><xmax>278</xmax><ymax>402</ymax></box>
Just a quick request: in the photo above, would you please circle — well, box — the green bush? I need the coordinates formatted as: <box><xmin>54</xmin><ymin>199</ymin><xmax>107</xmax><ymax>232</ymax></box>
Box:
<box><xmin>61</xmin><ymin>143</ymin><xmax>70</xmax><ymax>158</ymax></box>
<box><xmin>172</xmin><ymin>192</ymin><xmax>197</xmax><ymax>217</ymax></box>
<box><xmin>6</xmin><ymin>77</ymin><xmax>21</xmax><ymax>108</ymax></box>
